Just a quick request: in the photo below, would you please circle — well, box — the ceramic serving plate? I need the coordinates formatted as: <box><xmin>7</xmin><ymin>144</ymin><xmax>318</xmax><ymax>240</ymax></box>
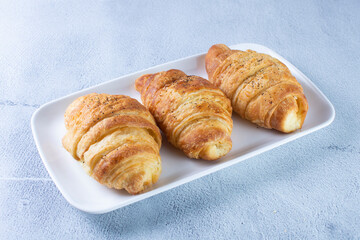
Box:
<box><xmin>31</xmin><ymin>43</ymin><xmax>335</xmax><ymax>214</ymax></box>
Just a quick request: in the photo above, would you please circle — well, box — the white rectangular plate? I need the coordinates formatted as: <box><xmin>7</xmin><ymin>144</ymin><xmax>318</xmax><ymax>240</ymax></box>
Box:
<box><xmin>31</xmin><ymin>43</ymin><xmax>335</xmax><ymax>214</ymax></box>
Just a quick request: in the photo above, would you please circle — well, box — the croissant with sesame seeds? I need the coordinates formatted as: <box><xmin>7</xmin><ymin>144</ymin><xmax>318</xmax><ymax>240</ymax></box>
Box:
<box><xmin>135</xmin><ymin>69</ymin><xmax>233</xmax><ymax>160</ymax></box>
<box><xmin>62</xmin><ymin>93</ymin><xmax>162</xmax><ymax>194</ymax></box>
<box><xmin>205</xmin><ymin>44</ymin><xmax>308</xmax><ymax>133</ymax></box>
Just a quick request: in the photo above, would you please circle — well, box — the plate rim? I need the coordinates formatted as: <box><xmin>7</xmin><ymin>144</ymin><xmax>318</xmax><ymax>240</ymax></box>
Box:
<box><xmin>31</xmin><ymin>43</ymin><xmax>336</xmax><ymax>214</ymax></box>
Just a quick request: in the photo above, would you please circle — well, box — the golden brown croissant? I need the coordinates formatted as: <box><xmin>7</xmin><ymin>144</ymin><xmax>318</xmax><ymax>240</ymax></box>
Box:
<box><xmin>205</xmin><ymin>44</ymin><xmax>308</xmax><ymax>133</ymax></box>
<box><xmin>135</xmin><ymin>69</ymin><xmax>233</xmax><ymax>160</ymax></box>
<box><xmin>62</xmin><ymin>93</ymin><xmax>162</xmax><ymax>194</ymax></box>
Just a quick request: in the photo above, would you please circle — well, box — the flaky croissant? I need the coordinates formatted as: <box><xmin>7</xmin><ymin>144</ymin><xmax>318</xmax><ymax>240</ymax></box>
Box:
<box><xmin>205</xmin><ymin>44</ymin><xmax>308</xmax><ymax>133</ymax></box>
<box><xmin>135</xmin><ymin>69</ymin><xmax>233</xmax><ymax>160</ymax></box>
<box><xmin>62</xmin><ymin>93</ymin><xmax>162</xmax><ymax>194</ymax></box>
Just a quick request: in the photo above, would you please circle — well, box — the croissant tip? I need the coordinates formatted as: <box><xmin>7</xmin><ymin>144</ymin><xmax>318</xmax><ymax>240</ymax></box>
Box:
<box><xmin>208</xmin><ymin>43</ymin><xmax>230</xmax><ymax>52</ymax></box>
<box><xmin>199</xmin><ymin>142</ymin><xmax>232</xmax><ymax>161</ymax></box>
<box><xmin>135</xmin><ymin>74</ymin><xmax>152</xmax><ymax>92</ymax></box>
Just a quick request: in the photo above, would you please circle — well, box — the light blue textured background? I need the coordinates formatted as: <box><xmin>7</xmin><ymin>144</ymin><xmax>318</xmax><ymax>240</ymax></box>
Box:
<box><xmin>1</xmin><ymin>0</ymin><xmax>359</xmax><ymax>239</ymax></box>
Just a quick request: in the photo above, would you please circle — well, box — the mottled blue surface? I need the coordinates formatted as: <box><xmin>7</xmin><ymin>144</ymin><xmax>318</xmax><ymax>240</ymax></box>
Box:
<box><xmin>1</xmin><ymin>0</ymin><xmax>360</xmax><ymax>239</ymax></box>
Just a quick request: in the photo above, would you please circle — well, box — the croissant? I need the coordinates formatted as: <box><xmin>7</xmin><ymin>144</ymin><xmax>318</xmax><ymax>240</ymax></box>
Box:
<box><xmin>62</xmin><ymin>93</ymin><xmax>162</xmax><ymax>194</ymax></box>
<box><xmin>135</xmin><ymin>69</ymin><xmax>233</xmax><ymax>160</ymax></box>
<box><xmin>205</xmin><ymin>44</ymin><xmax>308</xmax><ymax>133</ymax></box>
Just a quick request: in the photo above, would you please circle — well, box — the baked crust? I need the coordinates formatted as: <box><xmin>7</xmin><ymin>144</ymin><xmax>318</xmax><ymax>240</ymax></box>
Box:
<box><xmin>205</xmin><ymin>44</ymin><xmax>308</xmax><ymax>133</ymax></box>
<box><xmin>62</xmin><ymin>93</ymin><xmax>162</xmax><ymax>194</ymax></box>
<box><xmin>135</xmin><ymin>69</ymin><xmax>233</xmax><ymax>160</ymax></box>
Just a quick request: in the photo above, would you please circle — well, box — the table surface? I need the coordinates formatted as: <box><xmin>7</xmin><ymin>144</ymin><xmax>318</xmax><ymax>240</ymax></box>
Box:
<box><xmin>1</xmin><ymin>0</ymin><xmax>359</xmax><ymax>239</ymax></box>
